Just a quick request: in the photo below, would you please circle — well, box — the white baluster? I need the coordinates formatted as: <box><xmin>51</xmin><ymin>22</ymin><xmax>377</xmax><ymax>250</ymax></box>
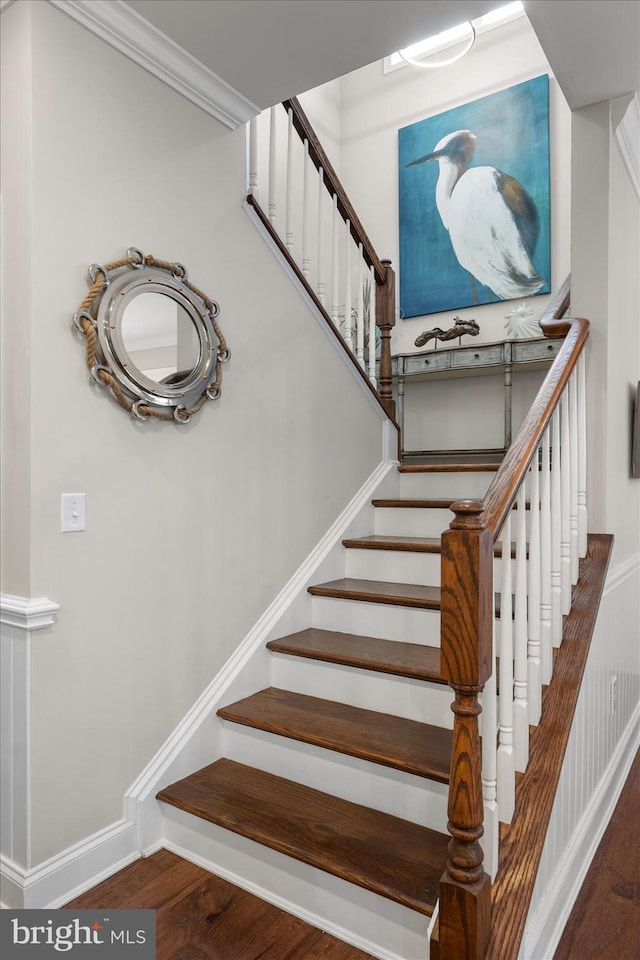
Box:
<box><xmin>248</xmin><ymin>116</ymin><xmax>258</xmax><ymax>198</ymax></box>
<box><xmin>268</xmin><ymin>106</ymin><xmax>277</xmax><ymax>224</ymax></box>
<box><xmin>481</xmin><ymin>619</ymin><xmax>499</xmax><ymax>879</ymax></box>
<box><xmin>343</xmin><ymin>221</ymin><xmax>353</xmax><ymax>350</ymax></box>
<box><xmin>570</xmin><ymin>371</ymin><xmax>579</xmax><ymax>583</ymax></box>
<box><xmin>551</xmin><ymin>409</ymin><xmax>563</xmax><ymax>646</ymax></box>
<box><xmin>301</xmin><ymin>139</ymin><xmax>311</xmax><ymax>280</ymax></box>
<box><xmin>560</xmin><ymin>394</ymin><xmax>571</xmax><ymax>615</ymax></box>
<box><xmin>497</xmin><ymin>514</ymin><xmax>515</xmax><ymax>822</ymax></box>
<box><xmin>285</xmin><ymin>108</ymin><xmax>294</xmax><ymax>254</ymax></box>
<box><xmin>578</xmin><ymin>351</ymin><xmax>588</xmax><ymax>557</ymax></box>
<box><xmin>368</xmin><ymin>265</ymin><xmax>376</xmax><ymax>386</ymax></box>
<box><xmin>331</xmin><ymin>193</ymin><xmax>339</xmax><ymax>329</ymax></box>
<box><xmin>514</xmin><ymin>484</ymin><xmax>529</xmax><ymax>772</ymax></box>
<box><xmin>356</xmin><ymin>246</ymin><xmax>365</xmax><ymax>368</ymax></box>
<box><xmin>317</xmin><ymin>168</ymin><xmax>325</xmax><ymax>306</ymax></box>
<box><xmin>527</xmin><ymin>449</ymin><xmax>542</xmax><ymax>725</ymax></box>
<box><xmin>540</xmin><ymin>429</ymin><xmax>553</xmax><ymax>684</ymax></box>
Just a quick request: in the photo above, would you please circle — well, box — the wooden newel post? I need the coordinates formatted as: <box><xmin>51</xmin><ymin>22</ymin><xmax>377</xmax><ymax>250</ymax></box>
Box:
<box><xmin>375</xmin><ymin>259</ymin><xmax>396</xmax><ymax>420</ymax></box>
<box><xmin>436</xmin><ymin>500</ymin><xmax>493</xmax><ymax>960</ymax></box>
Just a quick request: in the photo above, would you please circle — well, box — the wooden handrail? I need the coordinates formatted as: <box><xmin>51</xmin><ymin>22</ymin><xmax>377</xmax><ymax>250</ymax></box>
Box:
<box><xmin>282</xmin><ymin>98</ymin><xmax>386</xmax><ymax>283</ymax></box>
<box><xmin>437</xmin><ymin>276</ymin><xmax>590</xmax><ymax>960</ymax></box>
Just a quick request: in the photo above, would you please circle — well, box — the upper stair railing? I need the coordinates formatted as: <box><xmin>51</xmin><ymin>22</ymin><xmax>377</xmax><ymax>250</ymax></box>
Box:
<box><xmin>436</xmin><ymin>277</ymin><xmax>590</xmax><ymax>960</ymax></box>
<box><xmin>246</xmin><ymin>98</ymin><xmax>396</xmax><ymax>419</ymax></box>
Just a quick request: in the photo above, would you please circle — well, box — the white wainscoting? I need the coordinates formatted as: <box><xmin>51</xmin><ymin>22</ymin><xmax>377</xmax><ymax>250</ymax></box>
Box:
<box><xmin>522</xmin><ymin>551</ymin><xmax>640</xmax><ymax>960</ymax></box>
<box><xmin>0</xmin><ymin>595</ymin><xmax>59</xmax><ymax>899</ymax></box>
<box><xmin>0</xmin><ymin>595</ymin><xmax>139</xmax><ymax>910</ymax></box>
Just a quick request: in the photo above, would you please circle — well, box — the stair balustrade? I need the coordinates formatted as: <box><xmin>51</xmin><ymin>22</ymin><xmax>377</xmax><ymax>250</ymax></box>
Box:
<box><xmin>246</xmin><ymin>98</ymin><xmax>396</xmax><ymax>419</ymax></box>
<box><xmin>436</xmin><ymin>278</ymin><xmax>591</xmax><ymax>959</ymax></box>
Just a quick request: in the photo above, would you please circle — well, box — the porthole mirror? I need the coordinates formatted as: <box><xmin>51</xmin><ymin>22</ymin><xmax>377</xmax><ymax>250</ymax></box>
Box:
<box><xmin>72</xmin><ymin>248</ymin><xmax>229</xmax><ymax>423</ymax></box>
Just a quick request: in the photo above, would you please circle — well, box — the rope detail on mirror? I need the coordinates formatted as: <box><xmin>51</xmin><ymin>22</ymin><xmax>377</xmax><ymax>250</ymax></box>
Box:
<box><xmin>72</xmin><ymin>249</ymin><xmax>229</xmax><ymax>424</ymax></box>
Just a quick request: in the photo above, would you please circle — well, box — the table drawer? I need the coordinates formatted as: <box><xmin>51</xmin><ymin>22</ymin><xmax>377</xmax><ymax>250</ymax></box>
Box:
<box><xmin>403</xmin><ymin>351</ymin><xmax>452</xmax><ymax>375</ymax></box>
<box><xmin>450</xmin><ymin>344</ymin><xmax>505</xmax><ymax>369</ymax></box>
<box><xmin>512</xmin><ymin>338</ymin><xmax>563</xmax><ymax>362</ymax></box>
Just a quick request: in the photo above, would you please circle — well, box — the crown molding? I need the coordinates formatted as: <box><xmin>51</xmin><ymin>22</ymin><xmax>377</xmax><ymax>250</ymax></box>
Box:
<box><xmin>614</xmin><ymin>93</ymin><xmax>640</xmax><ymax>201</ymax></box>
<box><xmin>0</xmin><ymin>595</ymin><xmax>60</xmax><ymax>631</ymax></box>
<box><xmin>48</xmin><ymin>0</ymin><xmax>259</xmax><ymax>130</ymax></box>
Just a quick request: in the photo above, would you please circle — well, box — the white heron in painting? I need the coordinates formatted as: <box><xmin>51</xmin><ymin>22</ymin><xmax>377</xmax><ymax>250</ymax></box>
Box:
<box><xmin>407</xmin><ymin>130</ymin><xmax>545</xmax><ymax>301</ymax></box>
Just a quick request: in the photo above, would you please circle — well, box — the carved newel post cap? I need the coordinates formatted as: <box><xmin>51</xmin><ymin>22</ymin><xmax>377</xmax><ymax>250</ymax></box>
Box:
<box><xmin>450</xmin><ymin>500</ymin><xmax>486</xmax><ymax>530</ymax></box>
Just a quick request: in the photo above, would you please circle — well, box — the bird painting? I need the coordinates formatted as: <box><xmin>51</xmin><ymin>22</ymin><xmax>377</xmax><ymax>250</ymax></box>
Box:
<box><xmin>407</xmin><ymin>129</ymin><xmax>545</xmax><ymax>302</ymax></box>
<box><xmin>398</xmin><ymin>75</ymin><xmax>550</xmax><ymax>318</ymax></box>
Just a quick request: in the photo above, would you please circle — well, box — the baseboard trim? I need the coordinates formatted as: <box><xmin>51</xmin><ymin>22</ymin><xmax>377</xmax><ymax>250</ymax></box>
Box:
<box><xmin>524</xmin><ymin>703</ymin><xmax>640</xmax><ymax>959</ymax></box>
<box><xmin>0</xmin><ymin>819</ymin><xmax>139</xmax><ymax>909</ymax></box>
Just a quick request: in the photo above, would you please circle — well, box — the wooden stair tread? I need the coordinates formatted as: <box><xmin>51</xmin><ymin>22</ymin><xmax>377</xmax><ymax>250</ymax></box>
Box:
<box><xmin>398</xmin><ymin>463</ymin><xmax>500</xmax><ymax>473</ymax></box>
<box><xmin>342</xmin><ymin>535</ymin><xmax>524</xmax><ymax>558</ymax></box>
<box><xmin>372</xmin><ymin>498</ymin><xmax>456</xmax><ymax>509</ymax></box>
<box><xmin>308</xmin><ymin>577</ymin><xmax>442</xmax><ymax>609</ymax></box>
<box><xmin>309</xmin><ymin>578</ymin><xmax>513</xmax><ymax>617</ymax></box>
<box><xmin>267</xmin><ymin>628</ymin><xmax>445</xmax><ymax>683</ymax></box>
<box><xmin>157</xmin><ymin>758</ymin><xmax>448</xmax><ymax>916</ymax></box>
<box><xmin>343</xmin><ymin>534</ymin><xmax>443</xmax><ymax>553</ymax></box>
<box><xmin>217</xmin><ymin>688</ymin><xmax>452</xmax><ymax>781</ymax></box>
<box><xmin>401</xmin><ymin>449</ymin><xmax>504</xmax><ymax>465</ymax></box>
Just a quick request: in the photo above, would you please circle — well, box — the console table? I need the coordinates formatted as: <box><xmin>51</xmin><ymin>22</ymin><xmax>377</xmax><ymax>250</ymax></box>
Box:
<box><xmin>391</xmin><ymin>336</ymin><xmax>564</xmax><ymax>454</ymax></box>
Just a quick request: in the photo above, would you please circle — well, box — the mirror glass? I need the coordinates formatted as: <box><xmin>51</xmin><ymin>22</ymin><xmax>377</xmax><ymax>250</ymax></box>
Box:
<box><xmin>120</xmin><ymin>292</ymin><xmax>200</xmax><ymax>385</ymax></box>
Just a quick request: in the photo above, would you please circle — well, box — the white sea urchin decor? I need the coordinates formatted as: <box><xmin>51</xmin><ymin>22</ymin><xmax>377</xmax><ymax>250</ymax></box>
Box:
<box><xmin>504</xmin><ymin>301</ymin><xmax>542</xmax><ymax>339</ymax></box>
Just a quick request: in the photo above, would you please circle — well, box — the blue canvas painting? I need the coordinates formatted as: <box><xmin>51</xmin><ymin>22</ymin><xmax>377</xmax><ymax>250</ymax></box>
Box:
<box><xmin>398</xmin><ymin>75</ymin><xmax>551</xmax><ymax>318</ymax></box>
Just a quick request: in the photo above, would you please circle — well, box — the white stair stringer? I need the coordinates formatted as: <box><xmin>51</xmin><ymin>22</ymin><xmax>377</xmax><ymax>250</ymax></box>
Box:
<box><xmin>221</xmin><ymin>721</ymin><xmax>449</xmax><ymax>832</ymax></box>
<box><xmin>161</xmin><ymin>803</ymin><xmax>432</xmax><ymax>960</ymax></box>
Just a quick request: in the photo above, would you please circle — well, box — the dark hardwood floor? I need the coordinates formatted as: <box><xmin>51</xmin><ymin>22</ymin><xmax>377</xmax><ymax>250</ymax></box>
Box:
<box><xmin>63</xmin><ymin>849</ymin><xmax>376</xmax><ymax>959</ymax></box>
<box><xmin>553</xmin><ymin>747</ymin><xmax>640</xmax><ymax>960</ymax></box>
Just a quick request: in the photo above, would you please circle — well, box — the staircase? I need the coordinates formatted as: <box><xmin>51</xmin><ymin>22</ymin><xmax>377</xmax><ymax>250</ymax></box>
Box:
<box><xmin>156</xmin><ymin>462</ymin><xmax>500</xmax><ymax>958</ymax></box>
<box><xmin>148</xmin><ymin>105</ymin><xmax>602</xmax><ymax>960</ymax></box>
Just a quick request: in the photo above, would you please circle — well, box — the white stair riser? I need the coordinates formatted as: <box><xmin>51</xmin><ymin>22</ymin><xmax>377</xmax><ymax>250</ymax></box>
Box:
<box><xmin>221</xmin><ymin>722</ymin><xmax>449</xmax><ymax>832</ymax></box>
<box><xmin>398</xmin><ymin>471</ymin><xmax>497</xmax><ymax>500</ymax></box>
<box><xmin>373</xmin><ymin>507</ymin><xmax>532</xmax><ymax>540</ymax></box>
<box><xmin>346</xmin><ymin>549</ymin><xmax>442</xmax><ymax>585</ymax></box>
<box><xmin>311</xmin><ymin>595</ymin><xmax>441</xmax><ymax>646</ymax></box>
<box><xmin>270</xmin><ymin>653</ymin><xmax>453</xmax><ymax>727</ymax></box>
<box><xmin>374</xmin><ymin>508</ymin><xmax>454</xmax><ymax>538</ymax></box>
<box><xmin>345</xmin><ymin>549</ymin><xmax>525</xmax><ymax>587</ymax></box>
<box><xmin>162</xmin><ymin>805</ymin><xmax>432</xmax><ymax>960</ymax></box>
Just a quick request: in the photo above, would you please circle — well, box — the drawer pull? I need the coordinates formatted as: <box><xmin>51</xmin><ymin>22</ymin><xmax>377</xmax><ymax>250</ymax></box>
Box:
<box><xmin>424</xmin><ymin>359</ymin><xmax>430</xmax><ymax>365</ymax></box>
<box><xmin>474</xmin><ymin>353</ymin><xmax>480</xmax><ymax>359</ymax></box>
<box><xmin>548</xmin><ymin>344</ymin><xmax>554</xmax><ymax>351</ymax></box>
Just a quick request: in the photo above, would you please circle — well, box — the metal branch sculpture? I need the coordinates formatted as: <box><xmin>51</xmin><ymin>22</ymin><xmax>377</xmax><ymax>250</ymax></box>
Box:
<box><xmin>415</xmin><ymin>316</ymin><xmax>480</xmax><ymax>348</ymax></box>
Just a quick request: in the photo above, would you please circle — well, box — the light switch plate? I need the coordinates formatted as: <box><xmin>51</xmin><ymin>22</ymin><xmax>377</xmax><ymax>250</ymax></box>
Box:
<box><xmin>61</xmin><ymin>494</ymin><xmax>86</xmax><ymax>532</ymax></box>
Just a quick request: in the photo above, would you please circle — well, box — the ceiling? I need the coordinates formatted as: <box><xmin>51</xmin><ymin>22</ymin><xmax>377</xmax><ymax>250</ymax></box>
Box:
<box><xmin>120</xmin><ymin>0</ymin><xmax>639</xmax><ymax>111</ymax></box>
